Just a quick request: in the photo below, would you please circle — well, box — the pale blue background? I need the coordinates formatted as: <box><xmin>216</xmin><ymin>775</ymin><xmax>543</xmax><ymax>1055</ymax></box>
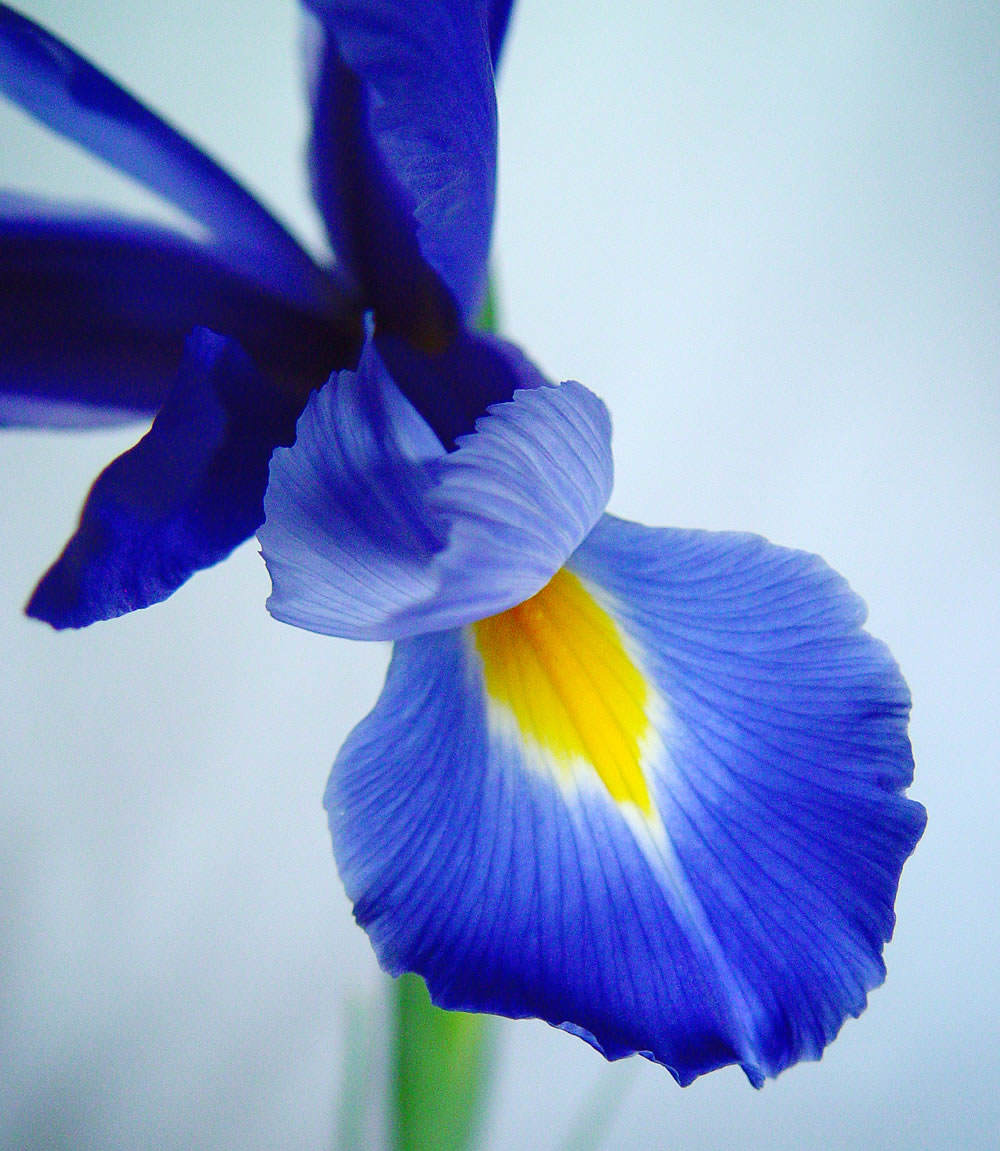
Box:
<box><xmin>2</xmin><ymin>1</ymin><xmax>998</xmax><ymax>1148</ymax></box>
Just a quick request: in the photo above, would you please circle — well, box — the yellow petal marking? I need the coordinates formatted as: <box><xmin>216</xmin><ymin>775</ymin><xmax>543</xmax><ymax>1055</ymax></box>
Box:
<box><xmin>472</xmin><ymin>567</ymin><xmax>653</xmax><ymax>815</ymax></box>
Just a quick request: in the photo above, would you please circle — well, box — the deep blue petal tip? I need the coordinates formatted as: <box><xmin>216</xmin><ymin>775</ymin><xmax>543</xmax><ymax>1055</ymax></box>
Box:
<box><xmin>25</xmin><ymin>330</ymin><xmax>304</xmax><ymax>628</ymax></box>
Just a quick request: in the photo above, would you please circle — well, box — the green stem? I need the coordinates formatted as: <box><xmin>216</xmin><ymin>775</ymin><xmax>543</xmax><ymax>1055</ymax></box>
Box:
<box><xmin>476</xmin><ymin>276</ymin><xmax>500</xmax><ymax>335</ymax></box>
<box><xmin>391</xmin><ymin>974</ymin><xmax>495</xmax><ymax>1151</ymax></box>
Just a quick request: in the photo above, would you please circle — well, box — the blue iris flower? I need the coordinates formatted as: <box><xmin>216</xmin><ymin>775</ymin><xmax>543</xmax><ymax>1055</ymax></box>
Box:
<box><xmin>2</xmin><ymin>0</ymin><xmax>924</xmax><ymax>1088</ymax></box>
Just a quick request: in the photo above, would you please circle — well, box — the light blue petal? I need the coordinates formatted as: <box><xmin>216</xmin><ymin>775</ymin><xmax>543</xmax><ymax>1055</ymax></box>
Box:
<box><xmin>569</xmin><ymin>515</ymin><xmax>925</xmax><ymax>1077</ymax></box>
<box><xmin>303</xmin><ymin>0</ymin><xmax>496</xmax><ymax>326</ymax></box>
<box><xmin>326</xmin><ymin>515</ymin><xmax>923</xmax><ymax>1085</ymax></box>
<box><xmin>259</xmin><ymin>340</ymin><xmax>612</xmax><ymax>640</ymax></box>
<box><xmin>0</xmin><ymin>5</ymin><xmax>332</xmax><ymax>311</ymax></box>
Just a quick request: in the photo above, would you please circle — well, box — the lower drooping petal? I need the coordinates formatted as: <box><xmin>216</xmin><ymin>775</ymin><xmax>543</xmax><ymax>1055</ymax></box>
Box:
<box><xmin>0</xmin><ymin>208</ymin><xmax>359</xmax><ymax>427</ymax></box>
<box><xmin>260</xmin><ymin>338</ymin><xmax>613</xmax><ymax>641</ymax></box>
<box><xmin>27</xmin><ymin>329</ymin><xmax>303</xmax><ymax>629</ymax></box>
<box><xmin>327</xmin><ymin>514</ymin><xmax>925</xmax><ymax>1085</ymax></box>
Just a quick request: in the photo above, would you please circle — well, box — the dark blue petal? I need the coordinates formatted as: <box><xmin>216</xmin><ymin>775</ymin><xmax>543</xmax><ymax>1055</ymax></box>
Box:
<box><xmin>0</xmin><ymin>206</ymin><xmax>360</xmax><ymax>427</ymax></box>
<box><xmin>0</xmin><ymin>4</ymin><xmax>331</xmax><ymax>309</ymax></box>
<box><xmin>27</xmin><ymin>329</ymin><xmax>304</xmax><ymax>628</ymax></box>
<box><xmin>374</xmin><ymin>326</ymin><xmax>532</xmax><ymax>448</ymax></box>
<box><xmin>304</xmin><ymin>0</ymin><xmax>497</xmax><ymax>328</ymax></box>
<box><xmin>487</xmin><ymin>0</ymin><xmax>515</xmax><ymax>68</ymax></box>
<box><xmin>260</xmin><ymin>337</ymin><xmax>612</xmax><ymax>640</ymax></box>
<box><xmin>327</xmin><ymin>516</ymin><xmax>923</xmax><ymax>1085</ymax></box>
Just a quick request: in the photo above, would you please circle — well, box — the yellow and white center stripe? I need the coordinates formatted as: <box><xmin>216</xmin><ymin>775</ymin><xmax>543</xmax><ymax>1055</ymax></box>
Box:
<box><xmin>471</xmin><ymin>567</ymin><xmax>657</xmax><ymax>816</ymax></box>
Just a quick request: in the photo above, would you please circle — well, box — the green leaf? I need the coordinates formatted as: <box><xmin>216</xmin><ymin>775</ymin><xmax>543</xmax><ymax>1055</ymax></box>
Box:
<box><xmin>333</xmin><ymin>995</ymin><xmax>377</xmax><ymax>1151</ymax></box>
<box><xmin>391</xmin><ymin>973</ymin><xmax>495</xmax><ymax>1151</ymax></box>
<box><xmin>553</xmin><ymin>1063</ymin><xmax>637</xmax><ymax>1151</ymax></box>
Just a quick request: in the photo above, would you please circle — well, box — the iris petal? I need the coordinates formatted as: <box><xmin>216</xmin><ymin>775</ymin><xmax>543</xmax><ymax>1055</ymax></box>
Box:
<box><xmin>260</xmin><ymin>339</ymin><xmax>612</xmax><ymax>640</ymax></box>
<box><xmin>0</xmin><ymin>4</ymin><xmax>331</xmax><ymax>310</ymax></box>
<box><xmin>570</xmin><ymin>515</ymin><xmax>925</xmax><ymax>1076</ymax></box>
<box><xmin>27</xmin><ymin>330</ymin><xmax>303</xmax><ymax>629</ymax></box>
<box><xmin>0</xmin><ymin>205</ymin><xmax>360</xmax><ymax>427</ymax></box>
<box><xmin>327</xmin><ymin>515</ymin><xmax>923</xmax><ymax>1085</ymax></box>
<box><xmin>374</xmin><ymin>326</ymin><xmax>537</xmax><ymax>449</ymax></box>
<box><xmin>487</xmin><ymin>0</ymin><xmax>516</xmax><ymax>68</ymax></box>
<box><xmin>304</xmin><ymin>0</ymin><xmax>496</xmax><ymax>328</ymax></box>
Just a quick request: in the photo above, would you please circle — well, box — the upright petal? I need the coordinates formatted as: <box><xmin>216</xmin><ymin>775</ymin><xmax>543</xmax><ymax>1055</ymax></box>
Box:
<box><xmin>0</xmin><ymin>4</ymin><xmax>332</xmax><ymax>310</ymax></box>
<box><xmin>27</xmin><ymin>330</ymin><xmax>304</xmax><ymax>628</ymax></box>
<box><xmin>0</xmin><ymin>205</ymin><xmax>360</xmax><ymax>427</ymax></box>
<box><xmin>260</xmin><ymin>339</ymin><xmax>612</xmax><ymax>640</ymax></box>
<box><xmin>487</xmin><ymin>0</ymin><xmax>516</xmax><ymax>69</ymax></box>
<box><xmin>303</xmin><ymin>0</ymin><xmax>497</xmax><ymax>330</ymax></box>
<box><xmin>327</xmin><ymin>516</ymin><xmax>923</xmax><ymax>1085</ymax></box>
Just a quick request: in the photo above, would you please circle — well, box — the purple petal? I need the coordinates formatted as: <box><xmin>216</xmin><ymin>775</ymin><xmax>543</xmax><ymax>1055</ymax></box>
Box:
<box><xmin>487</xmin><ymin>0</ymin><xmax>516</xmax><ymax>68</ymax></box>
